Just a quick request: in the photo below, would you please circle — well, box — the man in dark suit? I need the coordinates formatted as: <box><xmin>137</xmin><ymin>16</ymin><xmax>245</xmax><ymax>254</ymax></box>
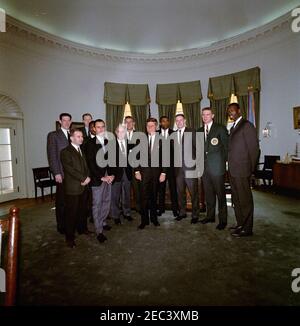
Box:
<box><xmin>110</xmin><ymin>124</ymin><xmax>133</xmax><ymax>225</ymax></box>
<box><xmin>198</xmin><ymin>107</ymin><xmax>228</xmax><ymax>230</ymax></box>
<box><xmin>85</xmin><ymin>119</ymin><xmax>115</xmax><ymax>243</ymax></box>
<box><xmin>227</xmin><ymin>103</ymin><xmax>259</xmax><ymax>237</ymax></box>
<box><xmin>174</xmin><ymin>114</ymin><xmax>200</xmax><ymax>224</ymax></box>
<box><xmin>47</xmin><ymin>113</ymin><xmax>72</xmax><ymax>234</ymax></box>
<box><xmin>125</xmin><ymin>116</ymin><xmax>141</xmax><ymax>213</ymax></box>
<box><xmin>135</xmin><ymin>118</ymin><xmax>166</xmax><ymax>229</ymax></box>
<box><xmin>157</xmin><ymin>116</ymin><xmax>178</xmax><ymax>217</ymax></box>
<box><xmin>81</xmin><ymin>113</ymin><xmax>93</xmax><ymax>139</ymax></box>
<box><xmin>61</xmin><ymin>129</ymin><xmax>90</xmax><ymax>248</ymax></box>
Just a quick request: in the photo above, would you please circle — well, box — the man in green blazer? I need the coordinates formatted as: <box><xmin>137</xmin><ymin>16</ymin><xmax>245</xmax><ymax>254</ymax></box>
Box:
<box><xmin>61</xmin><ymin>129</ymin><xmax>91</xmax><ymax>248</ymax></box>
<box><xmin>198</xmin><ymin>107</ymin><xmax>228</xmax><ymax>230</ymax></box>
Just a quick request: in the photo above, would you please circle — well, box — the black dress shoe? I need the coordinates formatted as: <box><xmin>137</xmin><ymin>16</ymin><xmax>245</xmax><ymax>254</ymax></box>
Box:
<box><xmin>57</xmin><ymin>228</ymin><xmax>65</xmax><ymax>235</ymax></box>
<box><xmin>66</xmin><ymin>240</ymin><xmax>76</xmax><ymax>248</ymax></box>
<box><xmin>103</xmin><ymin>225</ymin><xmax>112</xmax><ymax>231</ymax></box>
<box><xmin>138</xmin><ymin>223</ymin><xmax>147</xmax><ymax>230</ymax></box>
<box><xmin>97</xmin><ymin>233</ymin><xmax>107</xmax><ymax>243</ymax></box>
<box><xmin>229</xmin><ymin>225</ymin><xmax>239</xmax><ymax>230</ymax></box>
<box><xmin>232</xmin><ymin>230</ymin><xmax>253</xmax><ymax>238</ymax></box>
<box><xmin>216</xmin><ymin>223</ymin><xmax>227</xmax><ymax>230</ymax></box>
<box><xmin>157</xmin><ymin>210</ymin><xmax>165</xmax><ymax>216</ymax></box>
<box><xmin>200</xmin><ymin>218</ymin><xmax>215</xmax><ymax>224</ymax></box>
<box><xmin>123</xmin><ymin>215</ymin><xmax>133</xmax><ymax>221</ymax></box>
<box><xmin>231</xmin><ymin>226</ymin><xmax>243</xmax><ymax>234</ymax></box>
<box><xmin>153</xmin><ymin>221</ymin><xmax>160</xmax><ymax>226</ymax></box>
<box><xmin>172</xmin><ymin>211</ymin><xmax>179</xmax><ymax>217</ymax></box>
<box><xmin>114</xmin><ymin>218</ymin><xmax>122</xmax><ymax>225</ymax></box>
<box><xmin>191</xmin><ymin>218</ymin><xmax>199</xmax><ymax>224</ymax></box>
<box><xmin>175</xmin><ymin>214</ymin><xmax>187</xmax><ymax>221</ymax></box>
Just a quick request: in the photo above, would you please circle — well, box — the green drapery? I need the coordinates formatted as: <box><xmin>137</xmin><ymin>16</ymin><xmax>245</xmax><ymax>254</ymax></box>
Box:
<box><xmin>156</xmin><ymin>83</ymin><xmax>179</xmax><ymax>105</ymax></box>
<box><xmin>208</xmin><ymin>67</ymin><xmax>261</xmax><ymax>126</ymax></box>
<box><xmin>210</xmin><ymin>98</ymin><xmax>230</xmax><ymax>126</ymax></box>
<box><xmin>158</xmin><ymin>104</ymin><xmax>177</xmax><ymax>127</ymax></box>
<box><xmin>105</xmin><ymin>104</ymin><xmax>125</xmax><ymax>132</ymax></box>
<box><xmin>178</xmin><ymin>81</ymin><xmax>202</xmax><ymax>104</ymax></box>
<box><xmin>182</xmin><ymin>102</ymin><xmax>202</xmax><ymax>129</ymax></box>
<box><xmin>131</xmin><ymin>105</ymin><xmax>149</xmax><ymax>132</ymax></box>
<box><xmin>104</xmin><ymin>82</ymin><xmax>150</xmax><ymax>132</ymax></box>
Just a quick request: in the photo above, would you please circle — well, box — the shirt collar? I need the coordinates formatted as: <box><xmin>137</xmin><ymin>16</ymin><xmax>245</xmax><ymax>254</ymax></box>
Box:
<box><xmin>234</xmin><ymin>116</ymin><xmax>242</xmax><ymax>126</ymax></box>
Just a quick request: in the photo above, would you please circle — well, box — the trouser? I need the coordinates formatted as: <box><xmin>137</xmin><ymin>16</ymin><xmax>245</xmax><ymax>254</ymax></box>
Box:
<box><xmin>92</xmin><ymin>183</ymin><xmax>111</xmax><ymax>234</ymax></box>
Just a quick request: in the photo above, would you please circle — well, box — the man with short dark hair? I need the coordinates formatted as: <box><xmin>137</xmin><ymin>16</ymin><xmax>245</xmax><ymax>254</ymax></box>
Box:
<box><xmin>227</xmin><ymin>103</ymin><xmax>259</xmax><ymax>237</ymax></box>
<box><xmin>198</xmin><ymin>107</ymin><xmax>228</xmax><ymax>230</ymax></box>
<box><xmin>47</xmin><ymin>113</ymin><xmax>72</xmax><ymax>234</ymax></box>
<box><xmin>61</xmin><ymin>129</ymin><xmax>90</xmax><ymax>248</ymax></box>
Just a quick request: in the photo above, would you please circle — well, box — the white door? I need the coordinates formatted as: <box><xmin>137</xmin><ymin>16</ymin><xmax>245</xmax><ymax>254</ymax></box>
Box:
<box><xmin>0</xmin><ymin>120</ymin><xmax>19</xmax><ymax>202</ymax></box>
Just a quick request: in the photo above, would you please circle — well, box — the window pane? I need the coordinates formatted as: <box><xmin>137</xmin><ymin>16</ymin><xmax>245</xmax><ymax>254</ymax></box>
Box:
<box><xmin>0</xmin><ymin>128</ymin><xmax>10</xmax><ymax>145</ymax></box>
<box><xmin>1</xmin><ymin>161</ymin><xmax>12</xmax><ymax>178</ymax></box>
<box><xmin>0</xmin><ymin>145</ymin><xmax>11</xmax><ymax>161</ymax></box>
<box><xmin>1</xmin><ymin>177</ymin><xmax>14</xmax><ymax>194</ymax></box>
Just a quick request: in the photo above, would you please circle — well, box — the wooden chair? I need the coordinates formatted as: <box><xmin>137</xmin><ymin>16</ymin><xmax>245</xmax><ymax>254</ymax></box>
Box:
<box><xmin>32</xmin><ymin>167</ymin><xmax>56</xmax><ymax>199</ymax></box>
<box><xmin>0</xmin><ymin>207</ymin><xmax>20</xmax><ymax>306</ymax></box>
<box><xmin>253</xmin><ymin>155</ymin><xmax>280</xmax><ymax>186</ymax></box>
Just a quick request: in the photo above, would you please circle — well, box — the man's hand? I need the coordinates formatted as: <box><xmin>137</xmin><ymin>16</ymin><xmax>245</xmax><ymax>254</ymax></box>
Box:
<box><xmin>159</xmin><ymin>173</ymin><xmax>166</xmax><ymax>183</ymax></box>
<box><xmin>81</xmin><ymin>176</ymin><xmax>91</xmax><ymax>186</ymax></box>
<box><xmin>55</xmin><ymin>174</ymin><xmax>63</xmax><ymax>183</ymax></box>
<box><xmin>135</xmin><ymin>171</ymin><xmax>142</xmax><ymax>181</ymax></box>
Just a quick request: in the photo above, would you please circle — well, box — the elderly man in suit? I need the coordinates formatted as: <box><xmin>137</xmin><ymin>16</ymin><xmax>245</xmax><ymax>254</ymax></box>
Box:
<box><xmin>198</xmin><ymin>107</ymin><xmax>228</xmax><ymax>230</ymax></box>
<box><xmin>135</xmin><ymin>118</ymin><xmax>166</xmax><ymax>229</ymax></box>
<box><xmin>61</xmin><ymin>129</ymin><xmax>90</xmax><ymax>248</ymax></box>
<box><xmin>85</xmin><ymin>119</ymin><xmax>115</xmax><ymax>243</ymax></box>
<box><xmin>110</xmin><ymin>124</ymin><xmax>133</xmax><ymax>225</ymax></box>
<box><xmin>47</xmin><ymin>113</ymin><xmax>72</xmax><ymax>234</ymax></box>
<box><xmin>227</xmin><ymin>103</ymin><xmax>259</xmax><ymax>237</ymax></box>
<box><xmin>174</xmin><ymin>114</ymin><xmax>200</xmax><ymax>224</ymax></box>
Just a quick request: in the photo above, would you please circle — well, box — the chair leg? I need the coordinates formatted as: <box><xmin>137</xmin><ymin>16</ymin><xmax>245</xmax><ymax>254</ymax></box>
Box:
<box><xmin>41</xmin><ymin>187</ymin><xmax>44</xmax><ymax>200</ymax></box>
<box><xmin>35</xmin><ymin>186</ymin><xmax>37</xmax><ymax>199</ymax></box>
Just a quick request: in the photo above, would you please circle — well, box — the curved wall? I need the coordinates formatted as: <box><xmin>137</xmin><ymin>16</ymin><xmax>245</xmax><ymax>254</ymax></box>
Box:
<box><xmin>0</xmin><ymin>15</ymin><xmax>299</xmax><ymax>197</ymax></box>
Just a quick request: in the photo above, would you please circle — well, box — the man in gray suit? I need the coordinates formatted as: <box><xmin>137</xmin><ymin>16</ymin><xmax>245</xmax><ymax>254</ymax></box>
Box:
<box><xmin>227</xmin><ymin>103</ymin><xmax>259</xmax><ymax>237</ymax></box>
<box><xmin>198</xmin><ymin>107</ymin><xmax>228</xmax><ymax>230</ymax></box>
<box><xmin>47</xmin><ymin>113</ymin><xmax>72</xmax><ymax>234</ymax></box>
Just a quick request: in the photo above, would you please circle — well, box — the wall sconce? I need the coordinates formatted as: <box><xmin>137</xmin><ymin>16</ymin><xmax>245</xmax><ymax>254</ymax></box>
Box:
<box><xmin>262</xmin><ymin>122</ymin><xmax>272</xmax><ymax>138</ymax></box>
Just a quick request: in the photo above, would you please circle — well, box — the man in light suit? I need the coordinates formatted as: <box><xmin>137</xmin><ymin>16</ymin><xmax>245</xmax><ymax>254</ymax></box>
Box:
<box><xmin>198</xmin><ymin>107</ymin><xmax>228</xmax><ymax>230</ymax></box>
<box><xmin>47</xmin><ymin>113</ymin><xmax>72</xmax><ymax>234</ymax></box>
<box><xmin>61</xmin><ymin>129</ymin><xmax>90</xmax><ymax>248</ymax></box>
<box><xmin>227</xmin><ymin>103</ymin><xmax>259</xmax><ymax>237</ymax></box>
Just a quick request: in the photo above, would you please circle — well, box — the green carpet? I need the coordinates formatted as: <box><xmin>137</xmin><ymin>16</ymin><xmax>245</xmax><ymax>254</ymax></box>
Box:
<box><xmin>15</xmin><ymin>190</ymin><xmax>300</xmax><ymax>306</ymax></box>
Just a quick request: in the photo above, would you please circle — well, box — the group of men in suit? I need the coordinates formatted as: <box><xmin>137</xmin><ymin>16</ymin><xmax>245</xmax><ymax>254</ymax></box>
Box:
<box><xmin>47</xmin><ymin>102</ymin><xmax>259</xmax><ymax>248</ymax></box>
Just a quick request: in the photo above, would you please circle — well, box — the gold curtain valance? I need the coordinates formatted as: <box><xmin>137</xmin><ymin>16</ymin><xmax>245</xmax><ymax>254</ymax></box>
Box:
<box><xmin>156</xmin><ymin>80</ymin><xmax>202</xmax><ymax>105</ymax></box>
<box><xmin>208</xmin><ymin>67</ymin><xmax>261</xmax><ymax>100</ymax></box>
<box><xmin>104</xmin><ymin>82</ymin><xmax>150</xmax><ymax>105</ymax></box>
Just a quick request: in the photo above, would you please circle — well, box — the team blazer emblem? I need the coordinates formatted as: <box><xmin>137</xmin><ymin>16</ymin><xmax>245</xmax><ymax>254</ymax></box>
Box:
<box><xmin>211</xmin><ymin>137</ymin><xmax>219</xmax><ymax>146</ymax></box>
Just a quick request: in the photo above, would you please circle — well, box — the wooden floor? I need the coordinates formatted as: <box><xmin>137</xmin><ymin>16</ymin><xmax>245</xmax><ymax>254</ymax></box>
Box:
<box><xmin>0</xmin><ymin>196</ymin><xmax>54</xmax><ymax>217</ymax></box>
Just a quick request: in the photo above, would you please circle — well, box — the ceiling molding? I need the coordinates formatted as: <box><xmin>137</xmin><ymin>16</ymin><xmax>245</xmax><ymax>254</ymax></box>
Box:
<box><xmin>5</xmin><ymin>12</ymin><xmax>292</xmax><ymax>64</ymax></box>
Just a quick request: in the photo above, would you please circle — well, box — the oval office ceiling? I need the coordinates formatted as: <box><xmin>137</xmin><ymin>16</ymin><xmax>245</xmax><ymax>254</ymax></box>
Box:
<box><xmin>0</xmin><ymin>0</ymin><xmax>299</xmax><ymax>54</ymax></box>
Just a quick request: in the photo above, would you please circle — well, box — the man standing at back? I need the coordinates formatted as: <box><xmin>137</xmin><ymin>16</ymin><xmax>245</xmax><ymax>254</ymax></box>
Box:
<box><xmin>47</xmin><ymin>113</ymin><xmax>72</xmax><ymax>234</ymax></box>
<box><xmin>227</xmin><ymin>103</ymin><xmax>259</xmax><ymax>237</ymax></box>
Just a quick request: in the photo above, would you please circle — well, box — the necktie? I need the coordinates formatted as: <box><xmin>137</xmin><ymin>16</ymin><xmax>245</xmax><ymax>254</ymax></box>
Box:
<box><xmin>67</xmin><ymin>131</ymin><xmax>71</xmax><ymax>144</ymax></box>
<box><xmin>120</xmin><ymin>141</ymin><xmax>126</xmax><ymax>155</ymax></box>
<box><xmin>230</xmin><ymin>122</ymin><xmax>236</xmax><ymax>134</ymax></box>
<box><xmin>77</xmin><ymin>147</ymin><xmax>82</xmax><ymax>156</ymax></box>
<box><xmin>205</xmin><ymin>125</ymin><xmax>209</xmax><ymax>140</ymax></box>
<box><xmin>178</xmin><ymin>129</ymin><xmax>182</xmax><ymax>145</ymax></box>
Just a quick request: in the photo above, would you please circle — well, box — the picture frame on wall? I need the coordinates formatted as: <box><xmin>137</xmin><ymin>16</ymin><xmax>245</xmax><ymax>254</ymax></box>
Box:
<box><xmin>293</xmin><ymin>106</ymin><xmax>300</xmax><ymax>129</ymax></box>
<box><xmin>55</xmin><ymin>121</ymin><xmax>84</xmax><ymax>131</ymax></box>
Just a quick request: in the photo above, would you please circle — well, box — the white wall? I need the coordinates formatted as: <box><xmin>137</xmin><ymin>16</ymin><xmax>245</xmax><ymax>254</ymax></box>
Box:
<box><xmin>0</xmin><ymin>22</ymin><xmax>299</xmax><ymax>198</ymax></box>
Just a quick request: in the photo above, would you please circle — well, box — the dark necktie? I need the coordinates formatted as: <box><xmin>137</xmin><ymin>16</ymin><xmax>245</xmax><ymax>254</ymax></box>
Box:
<box><xmin>178</xmin><ymin>129</ymin><xmax>182</xmax><ymax>145</ymax></box>
<box><xmin>77</xmin><ymin>147</ymin><xmax>82</xmax><ymax>156</ymax></box>
<box><xmin>67</xmin><ymin>131</ymin><xmax>71</xmax><ymax>144</ymax></box>
<box><xmin>205</xmin><ymin>125</ymin><xmax>209</xmax><ymax>140</ymax></box>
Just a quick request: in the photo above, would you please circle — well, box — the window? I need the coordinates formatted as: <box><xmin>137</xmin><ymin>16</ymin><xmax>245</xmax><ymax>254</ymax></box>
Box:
<box><xmin>0</xmin><ymin>128</ymin><xmax>14</xmax><ymax>195</ymax></box>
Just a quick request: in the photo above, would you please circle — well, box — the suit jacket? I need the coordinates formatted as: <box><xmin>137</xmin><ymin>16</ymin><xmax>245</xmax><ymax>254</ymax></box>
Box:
<box><xmin>47</xmin><ymin>129</ymin><xmax>69</xmax><ymax>177</ymax></box>
<box><xmin>135</xmin><ymin>132</ymin><xmax>167</xmax><ymax>177</ymax></box>
<box><xmin>158</xmin><ymin>128</ymin><xmax>175</xmax><ymax>169</ymax></box>
<box><xmin>114</xmin><ymin>139</ymin><xmax>132</xmax><ymax>182</ymax></box>
<box><xmin>80</xmin><ymin>126</ymin><xmax>90</xmax><ymax>139</ymax></box>
<box><xmin>174</xmin><ymin>127</ymin><xmax>197</xmax><ymax>176</ymax></box>
<box><xmin>60</xmin><ymin>145</ymin><xmax>90</xmax><ymax>195</ymax></box>
<box><xmin>228</xmin><ymin>118</ymin><xmax>259</xmax><ymax>177</ymax></box>
<box><xmin>198</xmin><ymin>122</ymin><xmax>228</xmax><ymax>176</ymax></box>
<box><xmin>85</xmin><ymin>136</ymin><xmax>116</xmax><ymax>187</ymax></box>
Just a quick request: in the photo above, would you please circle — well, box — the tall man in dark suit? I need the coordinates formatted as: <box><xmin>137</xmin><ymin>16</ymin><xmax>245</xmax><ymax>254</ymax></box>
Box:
<box><xmin>135</xmin><ymin>118</ymin><xmax>166</xmax><ymax>229</ymax></box>
<box><xmin>81</xmin><ymin>113</ymin><xmax>93</xmax><ymax>139</ymax></box>
<box><xmin>174</xmin><ymin>114</ymin><xmax>200</xmax><ymax>224</ymax></box>
<box><xmin>61</xmin><ymin>129</ymin><xmax>90</xmax><ymax>248</ymax></box>
<box><xmin>157</xmin><ymin>116</ymin><xmax>179</xmax><ymax>217</ymax></box>
<box><xmin>85</xmin><ymin>119</ymin><xmax>115</xmax><ymax>243</ymax></box>
<box><xmin>110</xmin><ymin>124</ymin><xmax>133</xmax><ymax>225</ymax></box>
<box><xmin>227</xmin><ymin>103</ymin><xmax>259</xmax><ymax>237</ymax></box>
<box><xmin>47</xmin><ymin>113</ymin><xmax>72</xmax><ymax>234</ymax></box>
<box><xmin>198</xmin><ymin>107</ymin><xmax>228</xmax><ymax>230</ymax></box>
